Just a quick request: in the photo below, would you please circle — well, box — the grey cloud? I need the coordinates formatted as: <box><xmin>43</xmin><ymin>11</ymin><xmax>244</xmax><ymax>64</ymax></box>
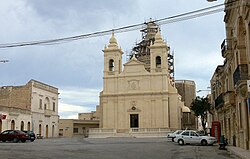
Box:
<box><xmin>26</xmin><ymin>0</ymin><xmax>139</xmax><ymax>31</ymax></box>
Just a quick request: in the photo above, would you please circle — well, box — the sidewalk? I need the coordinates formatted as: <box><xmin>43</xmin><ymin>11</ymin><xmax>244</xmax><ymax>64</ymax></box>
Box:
<box><xmin>227</xmin><ymin>146</ymin><xmax>250</xmax><ymax>159</ymax></box>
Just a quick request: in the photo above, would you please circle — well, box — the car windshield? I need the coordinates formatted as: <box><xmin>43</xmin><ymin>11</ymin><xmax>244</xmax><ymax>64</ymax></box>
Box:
<box><xmin>1</xmin><ymin>131</ymin><xmax>9</xmax><ymax>135</ymax></box>
<box><xmin>16</xmin><ymin>130</ymin><xmax>26</xmax><ymax>134</ymax></box>
<box><xmin>176</xmin><ymin>131</ymin><xmax>182</xmax><ymax>134</ymax></box>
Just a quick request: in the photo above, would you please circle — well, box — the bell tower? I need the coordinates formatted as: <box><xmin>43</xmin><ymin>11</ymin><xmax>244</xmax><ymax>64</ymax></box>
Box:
<box><xmin>103</xmin><ymin>33</ymin><xmax>123</xmax><ymax>77</ymax></box>
<box><xmin>149</xmin><ymin>29</ymin><xmax>169</xmax><ymax>73</ymax></box>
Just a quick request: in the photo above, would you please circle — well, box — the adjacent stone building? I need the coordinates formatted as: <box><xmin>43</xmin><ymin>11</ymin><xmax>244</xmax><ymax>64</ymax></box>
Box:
<box><xmin>59</xmin><ymin>119</ymin><xmax>99</xmax><ymax>137</ymax></box>
<box><xmin>175</xmin><ymin>80</ymin><xmax>197</xmax><ymax>130</ymax></box>
<box><xmin>78</xmin><ymin>105</ymin><xmax>100</xmax><ymax>121</ymax></box>
<box><xmin>211</xmin><ymin>0</ymin><xmax>250</xmax><ymax>150</ymax></box>
<box><xmin>0</xmin><ymin>80</ymin><xmax>59</xmax><ymax>138</ymax></box>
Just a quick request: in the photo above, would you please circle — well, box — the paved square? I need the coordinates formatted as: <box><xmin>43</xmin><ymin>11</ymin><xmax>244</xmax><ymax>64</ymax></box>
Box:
<box><xmin>0</xmin><ymin>137</ymin><xmax>239</xmax><ymax>159</ymax></box>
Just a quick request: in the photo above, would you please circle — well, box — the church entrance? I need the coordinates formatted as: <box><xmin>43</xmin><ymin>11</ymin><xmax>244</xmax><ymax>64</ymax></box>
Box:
<box><xmin>130</xmin><ymin>114</ymin><xmax>139</xmax><ymax>128</ymax></box>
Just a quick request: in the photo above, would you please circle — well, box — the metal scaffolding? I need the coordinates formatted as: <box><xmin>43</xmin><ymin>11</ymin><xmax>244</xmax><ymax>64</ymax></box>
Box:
<box><xmin>129</xmin><ymin>20</ymin><xmax>175</xmax><ymax>81</ymax></box>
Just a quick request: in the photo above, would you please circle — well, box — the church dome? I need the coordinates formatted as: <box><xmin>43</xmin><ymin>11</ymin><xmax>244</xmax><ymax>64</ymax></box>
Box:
<box><xmin>182</xmin><ymin>106</ymin><xmax>191</xmax><ymax>113</ymax></box>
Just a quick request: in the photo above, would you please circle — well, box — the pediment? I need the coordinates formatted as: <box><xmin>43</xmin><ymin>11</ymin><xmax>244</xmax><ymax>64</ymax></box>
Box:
<box><xmin>124</xmin><ymin>57</ymin><xmax>145</xmax><ymax>66</ymax></box>
<box><xmin>121</xmin><ymin>57</ymin><xmax>148</xmax><ymax>74</ymax></box>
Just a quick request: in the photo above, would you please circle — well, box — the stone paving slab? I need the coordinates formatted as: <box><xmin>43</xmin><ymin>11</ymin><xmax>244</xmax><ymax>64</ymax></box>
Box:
<box><xmin>227</xmin><ymin>146</ymin><xmax>250</xmax><ymax>159</ymax></box>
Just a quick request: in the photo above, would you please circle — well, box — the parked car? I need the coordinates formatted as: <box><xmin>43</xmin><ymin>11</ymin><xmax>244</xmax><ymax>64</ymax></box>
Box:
<box><xmin>174</xmin><ymin>130</ymin><xmax>217</xmax><ymax>146</ymax></box>
<box><xmin>22</xmin><ymin>130</ymin><xmax>36</xmax><ymax>142</ymax></box>
<box><xmin>0</xmin><ymin>130</ymin><xmax>29</xmax><ymax>143</ymax></box>
<box><xmin>167</xmin><ymin>130</ymin><xmax>183</xmax><ymax>142</ymax></box>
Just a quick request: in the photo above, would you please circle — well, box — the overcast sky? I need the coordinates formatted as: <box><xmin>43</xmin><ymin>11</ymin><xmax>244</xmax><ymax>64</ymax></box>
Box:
<box><xmin>0</xmin><ymin>0</ymin><xmax>225</xmax><ymax>119</ymax></box>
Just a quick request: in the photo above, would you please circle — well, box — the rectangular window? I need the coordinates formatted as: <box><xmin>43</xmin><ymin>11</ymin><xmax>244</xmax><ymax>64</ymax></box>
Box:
<box><xmin>73</xmin><ymin>128</ymin><xmax>78</xmax><ymax>133</ymax></box>
<box><xmin>53</xmin><ymin>102</ymin><xmax>56</xmax><ymax>111</ymax></box>
<box><xmin>59</xmin><ymin>129</ymin><xmax>63</xmax><ymax>136</ymax></box>
<box><xmin>39</xmin><ymin>99</ymin><xmax>42</xmax><ymax>109</ymax></box>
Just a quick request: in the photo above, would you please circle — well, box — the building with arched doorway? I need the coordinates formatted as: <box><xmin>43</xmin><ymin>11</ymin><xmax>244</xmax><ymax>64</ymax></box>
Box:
<box><xmin>0</xmin><ymin>102</ymin><xmax>31</xmax><ymax>132</ymax></box>
<box><xmin>0</xmin><ymin>80</ymin><xmax>59</xmax><ymax>138</ymax></box>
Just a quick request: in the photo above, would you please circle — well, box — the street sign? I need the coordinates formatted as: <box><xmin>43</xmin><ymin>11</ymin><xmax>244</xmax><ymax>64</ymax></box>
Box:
<box><xmin>0</xmin><ymin>114</ymin><xmax>6</xmax><ymax>119</ymax></box>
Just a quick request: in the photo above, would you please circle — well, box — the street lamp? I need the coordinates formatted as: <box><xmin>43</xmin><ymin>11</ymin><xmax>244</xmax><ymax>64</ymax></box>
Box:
<box><xmin>197</xmin><ymin>89</ymin><xmax>211</xmax><ymax>93</ymax></box>
<box><xmin>197</xmin><ymin>87</ymin><xmax>211</xmax><ymax>93</ymax></box>
<box><xmin>0</xmin><ymin>60</ymin><xmax>9</xmax><ymax>63</ymax></box>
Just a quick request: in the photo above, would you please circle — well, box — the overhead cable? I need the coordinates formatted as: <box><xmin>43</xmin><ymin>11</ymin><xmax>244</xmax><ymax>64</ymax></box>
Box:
<box><xmin>0</xmin><ymin>1</ymin><xmax>238</xmax><ymax>49</ymax></box>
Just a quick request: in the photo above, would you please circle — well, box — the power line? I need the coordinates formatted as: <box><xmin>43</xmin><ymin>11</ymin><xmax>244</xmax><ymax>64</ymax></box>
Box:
<box><xmin>0</xmin><ymin>1</ymin><xmax>238</xmax><ymax>49</ymax></box>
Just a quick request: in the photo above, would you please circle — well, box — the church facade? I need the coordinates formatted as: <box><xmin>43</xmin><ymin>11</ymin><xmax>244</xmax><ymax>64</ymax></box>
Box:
<box><xmin>99</xmin><ymin>22</ymin><xmax>186</xmax><ymax>133</ymax></box>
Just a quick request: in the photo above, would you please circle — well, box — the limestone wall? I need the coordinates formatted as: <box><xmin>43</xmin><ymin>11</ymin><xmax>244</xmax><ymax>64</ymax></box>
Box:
<box><xmin>0</xmin><ymin>85</ymin><xmax>31</xmax><ymax>110</ymax></box>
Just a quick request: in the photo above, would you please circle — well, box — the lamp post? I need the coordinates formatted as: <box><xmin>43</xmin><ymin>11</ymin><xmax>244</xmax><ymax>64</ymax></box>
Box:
<box><xmin>0</xmin><ymin>60</ymin><xmax>9</xmax><ymax>63</ymax></box>
<box><xmin>197</xmin><ymin>87</ymin><xmax>211</xmax><ymax>97</ymax></box>
<box><xmin>197</xmin><ymin>89</ymin><xmax>211</xmax><ymax>93</ymax></box>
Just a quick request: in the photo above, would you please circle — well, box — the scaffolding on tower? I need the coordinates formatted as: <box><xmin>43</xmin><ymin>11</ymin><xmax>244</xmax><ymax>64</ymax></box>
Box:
<box><xmin>128</xmin><ymin>20</ymin><xmax>175</xmax><ymax>81</ymax></box>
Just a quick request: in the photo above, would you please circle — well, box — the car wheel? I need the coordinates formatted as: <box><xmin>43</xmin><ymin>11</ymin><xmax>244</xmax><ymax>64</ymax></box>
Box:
<box><xmin>172</xmin><ymin>138</ymin><xmax>175</xmax><ymax>142</ymax></box>
<box><xmin>13</xmin><ymin>138</ymin><xmax>19</xmax><ymax>143</ymax></box>
<box><xmin>2</xmin><ymin>140</ymin><xmax>6</xmax><ymax>142</ymax></box>
<box><xmin>31</xmin><ymin>139</ymin><xmax>35</xmax><ymax>142</ymax></box>
<box><xmin>178</xmin><ymin>139</ymin><xmax>184</xmax><ymax>145</ymax></box>
<box><xmin>201</xmin><ymin>140</ymin><xmax>208</xmax><ymax>146</ymax></box>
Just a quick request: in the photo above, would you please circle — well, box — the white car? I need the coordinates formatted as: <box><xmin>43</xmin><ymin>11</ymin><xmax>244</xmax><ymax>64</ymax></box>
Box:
<box><xmin>167</xmin><ymin>130</ymin><xmax>183</xmax><ymax>142</ymax></box>
<box><xmin>174</xmin><ymin>130</ymin><xmax>217</xmax><ymax>146</ymax></box>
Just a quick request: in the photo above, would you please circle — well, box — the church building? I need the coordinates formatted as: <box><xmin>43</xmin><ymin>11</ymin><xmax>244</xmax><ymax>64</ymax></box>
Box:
<box><xmin>98</xmin><ymin>21</ymin><xmax>187</xmax><ymax>133</ymax></box>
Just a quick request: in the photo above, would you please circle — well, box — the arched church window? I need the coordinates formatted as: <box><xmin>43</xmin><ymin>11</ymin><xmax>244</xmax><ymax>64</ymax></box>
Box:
<box><xmin>39</xmin><ymin>124</ymin><xmax>42</xmax><ymax>135</ymax></box>
<box><xmin>109</xmin><ymin>59</ymin><xmax>114</xmax><ymax>71</ymax></box>
<box><xmin>44</xmin><ymin>97</ymin><xmax>50</xmax><ymax>110</ymax></box>
<box><xmin>20</xmin><ymin>121</ymin><xmax>24</xmax><ymax>131</ymax></box>
<box><xmin>27</xmin><ymin>122</ymin><xmax>31</xmax><ymax>131</ymax></box>
<box><xmin>156</xmin><ymin>56</ymin><xmax>161</xmax><ymax>68</ymax></box>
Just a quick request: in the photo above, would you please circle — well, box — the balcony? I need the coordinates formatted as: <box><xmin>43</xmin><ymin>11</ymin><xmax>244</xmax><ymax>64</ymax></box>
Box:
<box><xmin>233</xmin><ymin>64</ymin><xmax>248</xmax><ymax>86</ymax></box>
<box><xmin>223</xmin><ymin>91</ymin><xmax>235</xmax><ymax>106</ymax></box>
<box><xmin>215</xmin><ymin>93</ymin><xmax>224</xmax><ymax>109</ymax></box>
<box><xmin>221</xmin><ymin>39</ymin><xmax>232</xmax><ymax>58</ymax></box>
<box><xmin>44</xmin><ymin>109</ymin><xmax>53</xmax><ymax>117</ymax></box>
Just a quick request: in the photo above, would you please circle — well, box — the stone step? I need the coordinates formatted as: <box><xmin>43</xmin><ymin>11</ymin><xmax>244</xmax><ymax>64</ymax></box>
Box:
<box><xmin>114</xmin><ymin>133</ymin><xmax>133</xmax><ymax>137</ymax></box>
